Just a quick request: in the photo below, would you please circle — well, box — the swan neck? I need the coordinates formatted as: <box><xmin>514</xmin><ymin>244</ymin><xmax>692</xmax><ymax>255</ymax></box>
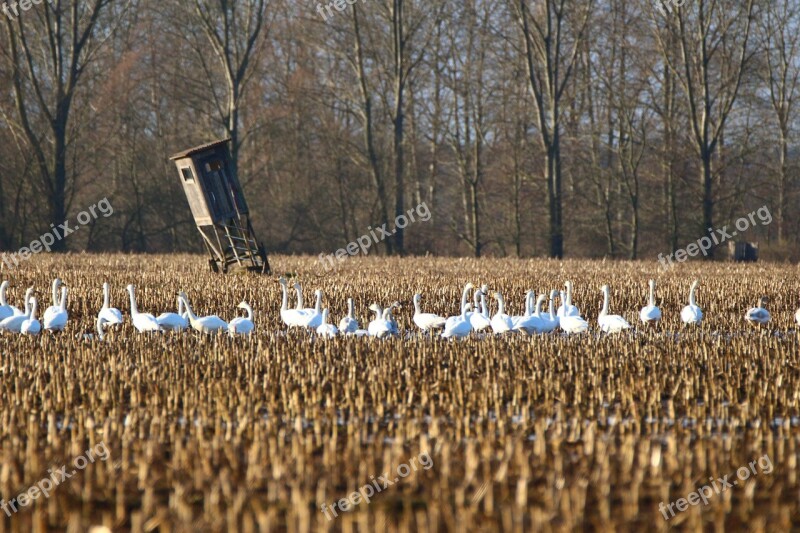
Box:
<box><xmin>601</xmin><ymin>288</ymin><xmax>610</xmax><ymax>316</ymax></box>
<box><xmin>103</xmin><ymin>284</ymin><xmax>110</xmax><ymax>309</ymax></box>
<box><xmin>689</xmin><ymin>285</ymin><xmax>696</xmax><ymax>306</ymax></box>
<box><xmin>280</xmin><ymin>283</ymin><xmax>288</xmax><ymax>311</ymax></box>
<box><xmin>566</xmin><ymin>282</ymin><xmax>573</xmax><ymax>305</ymax></box>
<box><xmin>348</xmin><ymin>299</ymin><xmax>354</xmax><ymax>318</ymax></box>
<box><xmin>649</xmin><ymin>281</ymin><xmax>655</xmax><ymax>306</ymax></box>
<box><xmin>52</xmin><ymin>279</ymin><xmax>59</xmax><ymax>307</ymax></box>
<box><xmin>128</xmin><ymin>287</ymin><xmax>138</xmax><ymax>316</ymax></box>
<box><xmin>413</xmin><ymin>297</ymin><xmax>422</xmax><ymax>315</ymax></box>
<box><xmin>60</xmin><ymin>287</ymin><xmax>67</xmax><ymax>310</ymax></box>
<box><xmin>0</xmin><ymin>282</ymin><xmax>7</xmax><ymax>306</ymax></box>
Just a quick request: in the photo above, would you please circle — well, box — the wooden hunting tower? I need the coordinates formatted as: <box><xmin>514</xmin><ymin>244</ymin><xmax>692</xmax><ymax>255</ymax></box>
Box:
<box><xmin>170</xmin><ymin>139</ymin><xmax>270</xmax><ymax>274</ymax></box>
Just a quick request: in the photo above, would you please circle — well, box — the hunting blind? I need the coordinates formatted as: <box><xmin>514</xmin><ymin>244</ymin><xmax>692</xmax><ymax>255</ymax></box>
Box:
<box><xmin>170</xmin><ymin>139</ymin><xmax>270</xmax><ymax>274</ymax></box>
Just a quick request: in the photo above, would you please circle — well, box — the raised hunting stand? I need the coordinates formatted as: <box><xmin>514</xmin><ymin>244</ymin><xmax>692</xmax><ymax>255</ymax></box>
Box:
<box><xmin>170</xmin><ymin>139</ymin><xmax>270</xmax><ymax>274</ymax></box>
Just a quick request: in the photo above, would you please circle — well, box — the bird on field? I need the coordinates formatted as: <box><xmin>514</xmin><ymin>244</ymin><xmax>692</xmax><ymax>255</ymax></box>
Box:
<box><xmin>316</xmin><ymin>308</ymin><xmax>338</xmax><ymax>338</ymax></box>
<box><xmin>80</xmin><ymin>316</ymin><xmax>108</xmax><ymax>342</ymax></box>
<box><xmin>179</xmin><ymin>291</ymin><xmax>228</xmax><ymax>334</ymax></box>
<box><xmin>514</xmin><ymin>293</ymin><xmax>547</xmax><ymax>335</ymax></box>
<box><xmin>490</xmin><ymin>291</ymin><xmax>514</xmax><ymax>334</ymax></box>
<box><xmin>0</xmin><ymin>288</ymin><xmax>33</xmax><ymax>333</ymax></box>
<box><xmin>598</xmin><ymin>285</ymin><xmax>631</xmax><ymax>334</ymax></box>
<box><xmin>300</xmin><ymin>289</ymin><xmax>324</xmax><ymax>328</ymax></box>
<box><xmin>511</xmin><ymin>290</ymin><xmax>534</xmax><ymax>329</ymax></box>
<box><xmin>0</xmin><ymin>281</ymin><xmax>25</xmax><ymax>320</ymax></box>
<box><xmin>469</xmin><ymin>289</ymin><xmax>491</xmax><ymax>332</ymax></box>
<box><xmin>98</xmin><ymin>282</ymin><xmax>124</xmax><ymax>326</ymax></box>
<box><xmin>413</xmin><ymin>293</ymin><xmax>446</xmax><ymax>332</ymax></box>
<box><xmin>157</xmin><ymin>297</ymin><xmax>188</xmax><ymax>331</ymax></box>
<box><xmin>557</xmin><ymin>281</ymin><xmax>581</xmax><ymax>317</ymax></box>
<box><xmin>745</xmin><ymin>296</ymin><xmax>770</xmax><ymax>327</ymax></box>
<box><xmin>127</xmin><ymin>285</ymin><xmax>162</xmax><ymax>333</ymax></box>
<box><xmin>44</xmin><ymin>286</ymin><xmax>68</xmax><ymax>331</ymax></box>
<box><xmin>539</xmin><ymin>290</ymin><xmax>560</xmax><ymax>333</ymax></box>
<box><xmin>367</xmin><ymin>304</ymin><xmax>393</xmax><ymax>338</ymax></box>
<box><xmin>338</xmin><ymin>298</ymin><xmax>359</xmax><ymax>334</ymax></box>
<box><xmin>640</xmin><ymin>279</ymin><xmax>662</xmax><ymax>325</ymax></box>
<box><xmin>680</xmin><ymin>280</ymin><xmax>703</xmax><ymax>325</ymax></box>
<box><xmin>279</xmin><ymin>278</ymin><xmax>310</xmax><ymax>328</ymax></box>
<box><xmin>229</xmin><ymin>302</ymin><xmax>255</xmax><ymax>336</ymax></box>
<box><xmin>21</xmin><ymin>297</ymin><xmax>41</xmax><ymax>336</ymax></box>
<box><xmin>442</xmin><ymin>302</ymin><xmax>472</xmax><ymax>339</ymax></box>
<box><xmin>42</xmin><ymin>278</ymin><xmax>63</xmax><ymax>326</ymax></box>
<box><xmin>447</xmin><ymin>283</ymin><xmax>475</xmax><ymax>330</ymax></box>
<box><xmin>293</xmin><ymin>282</ymin><xmax>317</xmax><ymax>317</ymax></box>
<box><xmin>384</xmin><ymin>302</ymin><xmax>401</xmax><ymax>335</ymax></box>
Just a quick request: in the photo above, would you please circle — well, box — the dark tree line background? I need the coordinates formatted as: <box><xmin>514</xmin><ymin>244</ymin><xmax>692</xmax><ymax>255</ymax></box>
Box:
<box><xmin>0</xmin><ymin>0</ymin><xmax>798</xmax><ymax>261</ymax></box>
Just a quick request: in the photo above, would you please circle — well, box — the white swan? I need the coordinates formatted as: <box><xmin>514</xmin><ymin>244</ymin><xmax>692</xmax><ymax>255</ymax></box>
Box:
<box><xmin>316</xmin><ymin>308</ymin><xmax>339</xmax><ymax>338</ymax></box>
<box><xmin>384</xmin><ymin>303</ymin><xmax>401</xmax><ymax>336</ymax></box>
<box><xmin>681</xmin><ymin>280</ymin><xmax>703</xmax><ymax>325</ymax></box>
<box><xmin>557</xmin><ymin>281</ymin><xmax>581</xmax><ymax>317</ymax></box>
<box><xmin>490</xmin><ymin>292</ymin><xmax>514</xmax><ymax>334</ymax></box>
<box><xmin>514</xmin><ymin>294</ymin><xmax>547</xmax><ymax>335</ymax></box>
<box><xmin>0</xmin><ymin>288</ymin><xmax>33</xmax><ymax>332</ymax></box>
<box><xmin>745</xmin><ymin>296</ymin><xmax>770</xmax><ymax>326</ymax></box>
<box><xmin>446</xmin><ymin>283</ymin><xmax>475</xmax><ymax>332</ymax></box>
<box><xmin>43</xmin><ymin>278</ymin><xmax>62</xmax><ymax>327</ymax></box>
<box><xmin>442</xmin><ymin>302</ymin><xmax>472</xmax><ymax>339</ymax></box>
<box><xmin>229</xmin><ymin>301</ymin><xmax>255</xmax><ymax>335</ymax></box>
<box><xmin>279</xmin><ymin>278</ymin><xmax>310</xmax><ymax>328</ymax></box>
<box><xmin>21</xmin><ymin>297</ymin><xmax>41</xmax><ymax>336</ymax></box>
<box><xmin>338</xmin><ymin>298</ymin><xmax>359</xmax><ymax>334</ymax></box>
<box><xmin>300</xmin><ymin>289</ymin><xmax>324</xmax><ymax>328</ymax></box>
<box><xmin>511</xmin><ymin>290</ymin><xmax>534</xmax><ymax>329</ymax></box>
<box><xmin>157</xmin><ymin>297</ymin><xmax>188</xmax><ymax>331</ymax></box>
<box><xmin>0</xmin><ymin>281</ymin><xmax>13</xmax><ymax>320</ymax></box>
<box><xmin>43</xmin><ymin>286</ymin><xmax>68</xmax><ymax>331</ymax></box>
<box><xmin>0</xmin><ymin>281</ymin><xmax>24</xmax><ymax>318</ymax></box>
<box><xmin>469</xmin><ymin>290</ymin><xmax>492</xmax><ymax>331</ymax></box>
<box><xmin>179</xmin><ymin>291</ymin><xmax>228</xmax><ymax>334</ymax></box>
<box><xmin>640</xmin><ymin>279</ymin><xmax>662</xmax><ymax>325</ymax></box>
<box><xmin>539</xmin><ymin>290</ymin><xmax>560</xmax><ymax>333</ymax></box>
<box><xmin>98</xmin><ymin>282</ymin><xmax>124</xmax><ymax>325</ymax></box>
<box><xmin>367</xmin><ymin>304</ymin><xmax>392</xmax><ymax>338</ymax></box>
<box><xmin>127</xmin><ymin>285</ymin><xmax>162</xmax><ymax>332</ymax></box>
<box><xmin>413</xmin><ymin>294</ymin><xmax>447</xmax><ymax>331</ymax></box>
<box><xmin>598</xmin><ymin>285</ymin><xmax>631</xmax><ymax>334</ymax></box>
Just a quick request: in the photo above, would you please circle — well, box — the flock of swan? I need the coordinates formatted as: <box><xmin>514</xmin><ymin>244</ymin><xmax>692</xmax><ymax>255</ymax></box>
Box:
<box><xmin>0</xmin><ymin>276</ymin><xmax>794</xmax><ymax>340</ymax></box>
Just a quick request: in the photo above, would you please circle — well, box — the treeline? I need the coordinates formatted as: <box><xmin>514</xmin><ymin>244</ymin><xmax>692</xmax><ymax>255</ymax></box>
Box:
<box><xmin>0</xmin><ymin>0</ymin><xmax>798</xmax><ymax>261</ymax></box>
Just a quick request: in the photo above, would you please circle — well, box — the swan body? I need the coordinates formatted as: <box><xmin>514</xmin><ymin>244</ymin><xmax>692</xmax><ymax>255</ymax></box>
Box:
<box><xmin>469</xmin><ymin>290</ymin><xmax>492</xmax><ymax>331</ymax></box>
<box><xmin>42</xmin><ymin>278</ymin><xmax>63</xmax><ymax>326</ymax></box>
<box><xmin>490</xmin><ymin>292</ymin><xmax>514</xmax><ymax>334</ymax></box>
<box><xmin>413</xmin><ymin>294</ymin><xmax>446</xmax><ymax>331</ymax></box>
<box><xmin>0</xmin><ymin>281</ymin><xmax>17</xmax><ymax>321</ymax></box>
<box><xmin>681</xmin><ymin>280</ymin><xmax>703</xmax><ymax>325</ymax></box>
<box><xmin>367</xmin><ymin>304</ymin><xmax>393</xmax><ymax>338</ymax></box>
<box><xmin>300</xmin><ymin>289</ymin><xmax>324</xmax><ymax>328</ymax></box>
<box><xmin>316</xmin><ymin>309</ymin><xmax>339</xmax><ymax>338</ymax></box>
<box><xmin>745</xmin><ymin>297</ymin><xmax>770</xmax><ymax>326</ymax></box>
<box><xmin>127</xmin><ymin>285</ymin><xmax>162</xmax><ymax>332</ymax></box>
<box><xmin>0</xmin><ymin>288</ymin><xmax>33</xmax><ymax>333</ymax></box>
<box><xmin>279</xmin><ymin>278</ymin><xmax>311</xmax><ymax>328</ymax></box>
<box><xmin>98</xmin><ymin>283</ymin><xmax>124</xmax><ymax>325</ymax></box>
<box><xmin>598</xmin><ymin>285</ymin><xmax>631</xmax><ymax>334</ymax></box>
<box><xmin>43</xmin><ymin>286</ymin><xmax>68</xmax><ymax>331</ymax></box>
<box><xmin>21</xmin><ymin>297</ymin><xmax>41</xmax><ymax>335</ymax></box>
<box><xmin>179</xmin><ymin>292</ymin><xmax>228</xmax><ymax>334</ymax></box>
<box><xmin>640</xmin><ymin>279</ymin><xmax>662</xmax><ymax>324</ymax></box>
<box><xmin>442</xmin><ymin>302</ymin><xmax>472</xmax><ymax>339</ymax></box>
<box><xmin>339</xmin><ymin>298</ymin><xmax>359</xmax><ymax>334</ymax></box>
<box><xmin>514</xmin><ymin>293</ymin><xmax>547</xmax><ymax>335</ymax></box>
<box><xmin>229</xmin><ymin>301</ymin><xmax>255</xmax><ymax>335</ymax></box>
<box><xmin>539</xmin><ymin>290</ymin><xmax>560</xmax><ymax>333</ymax></box>
<box><xmin>557</xmin><ymin>281</ymin><xmax>581</xmax><ymax>317</ymax></box>
<box><xmin>157</xmin><ymin>297</ymin><xmax>189</xmax><ymax>331</ymax></box>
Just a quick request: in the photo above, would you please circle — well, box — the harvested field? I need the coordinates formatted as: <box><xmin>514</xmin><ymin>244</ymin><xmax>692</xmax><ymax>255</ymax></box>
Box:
<box><xmin>0</xmin><ymin>254</ymin><xmax>799</xmax><ymax>532</ymax></box>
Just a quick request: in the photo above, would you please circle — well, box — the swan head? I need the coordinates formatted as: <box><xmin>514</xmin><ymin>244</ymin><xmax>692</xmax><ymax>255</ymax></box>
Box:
<box><xmin>237</xmin><ymin>301</ymin><xmax>250</xmax><ymax>310</ymax></box>
<box><xmin>126</xmin><ymin>284</ymin><xmax>135</xmax><ymax>292</ymax></box>
<box><xmin>413</xmin><ymin>294</ymin><xmax>421</xmax><ymax>304</ymax></box>
<box><xmin>565</xmin><ymin>280</ymin><xmax>572</xmax><ymax>290</ymax></box>
<box><xmin>278</xmin><ymin>277</ymin><xmax>287</xmax><ymax>286</ymax></box>
<box><xmin>463</xmin><ymin>283</ymin><xmax>475</xmax><ymax>292</ymax></box>
<box><xmin>758</xmin><ymin>296</ymin><xmax>769</xmax><ymax>308</ymax></box>
<box><xmin>493</xmin><ymin>291</ymin><xmax>502</xmax><ymax>300</ymax></box>
<box><xmin>550</xmin><ymin>290</ymin><xmax>558</xmax><ymax>299</ymax></box>
<box><xmin>315</xmin><ymin>289</ymin><xmax>323</xmax><ymax>298</ymax></box>
<box><xmin>368</xmin><ymin>303</ymin><xmax>382</xmax><ymax>313</ymax></box>
<box><xmin>600</xmin><ymin>285</ymin><xmax>609</xmax><ymax>293</ymax></box>
<box><xmin>480</xmin><ymin>285</ymin><xmax>488</xmax><ymax>293</ymax></box>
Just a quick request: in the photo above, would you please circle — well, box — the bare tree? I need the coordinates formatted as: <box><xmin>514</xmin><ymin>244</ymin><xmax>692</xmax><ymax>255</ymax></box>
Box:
<box><xmin>1</xmin><ymin>0</ymin><xmax>116</xmax><ymax>250</ymax></box>
<box><xmin>510</xmin><ymin>0</ymin><xmax>593</xmax><ymax>258</ymax></box>
<box><xmin>652</xmin><ymin>0</ymin><xmax>757</xmax><ymax>258</ymax></box>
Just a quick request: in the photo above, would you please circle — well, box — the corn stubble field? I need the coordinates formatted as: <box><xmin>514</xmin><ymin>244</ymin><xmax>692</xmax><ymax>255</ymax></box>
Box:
<box><xmin>0</xmin><ymin>254</ymin><xmax>799</xmax><ymax>532</ymax></box>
